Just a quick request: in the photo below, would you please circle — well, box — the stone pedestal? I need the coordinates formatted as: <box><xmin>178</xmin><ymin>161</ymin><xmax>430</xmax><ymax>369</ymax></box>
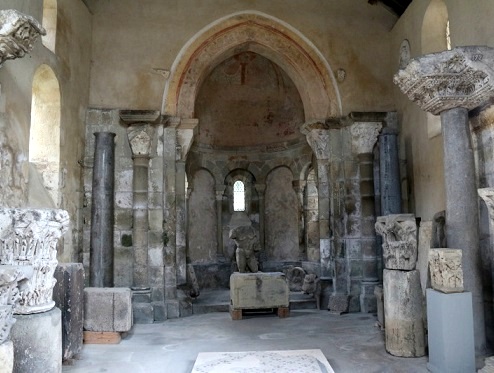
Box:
<box><xmin>426</xmin><ymin>289</ymin><xmax>475</xmax><ymax>373</ymax></box>
<box><xmin>230</xmin><ymin>272</ymin><xmax>289</xmax><ymax>319</ymax></box>
<box><xmin>383</xmin><ymin>269</ymin><xmax>425</xmax><ymax>357</ymax></box>
<box><xmin>10</xmin><ymin>307</ymin><xmax>62</xmax><ymax>373</ymax></box>
<box><xmin>84</xmin><ymin>288</ymin><xmax>132</xmax><ymax>332</ymax></box>
<box><xmin>90</xmin><ymin>132</ymin><xmax>116</xmax><ymax>287</ymax></box>
<box><xmin>53</xmin><ymin>263</ymin><xmax>84</xmax><ymax>361</ymax></box>
<box><xmin>0</xmin><ymin>340</ymin><xmax>13</xmax><ymax>373</ymax></box>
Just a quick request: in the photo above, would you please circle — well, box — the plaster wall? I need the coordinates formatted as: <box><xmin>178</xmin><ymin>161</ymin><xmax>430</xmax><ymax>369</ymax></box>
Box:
<box><xmin>0</xmin><ymin>0</ymin><xmax>92</xmax><ymax>262</ymax></box>
<box><xmin>88</xmin><ymin>0</ymin><xmax>396</xmax><ymax>115</ymax></box>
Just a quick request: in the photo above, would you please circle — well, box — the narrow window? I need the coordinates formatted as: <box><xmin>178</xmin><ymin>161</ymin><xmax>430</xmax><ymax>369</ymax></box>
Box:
<box><xmin>233</xmin><ymin>180</ymin><xmax>245</xmax><ymax>211</ymax></box>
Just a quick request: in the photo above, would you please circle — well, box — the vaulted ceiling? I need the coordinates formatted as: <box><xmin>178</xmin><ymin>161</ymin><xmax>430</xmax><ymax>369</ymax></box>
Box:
<box><xmin>368</xmin><ymin>0</ymin><xmax>413</xmax><ymax>16</ymax></box>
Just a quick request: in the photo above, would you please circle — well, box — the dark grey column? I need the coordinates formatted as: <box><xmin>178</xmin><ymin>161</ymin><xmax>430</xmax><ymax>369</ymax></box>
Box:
<box><xmin>90</xmin><ymin>132</ymin><xmax>115</xmax><ymax>287</ymax></box>
<box><xmin>215</xmin><ymin>186</ymin><xmax>225</xmax><ymax>260</ymax></box>
<box><xmin>441</xmin><ymin>107</ymin><xmax>485</xmax><ymax>350</ymax></box>
<box><xmin>379</xmin><ymin>129</ymin><xmax>401</xmax><ymax>216</ymax></box>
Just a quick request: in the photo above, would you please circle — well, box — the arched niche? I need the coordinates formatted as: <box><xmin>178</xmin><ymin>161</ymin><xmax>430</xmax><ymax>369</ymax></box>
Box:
<box><xmin>42</xmin><ymin>0</ymin><xmax>57</xmax><ymax>53</ymax></box>
<box><xmin>163</xmin><ymin>11</ymin><xmax>341</xmax><ymax>122</ymax></box>
<box><xmin>422</xmin><ymin>0</ymin><xmax>450</xmax><ymax>138</ymax></box>
<box><xmin>29</xmin><ymin>64</ymin><xmax>61</xmax><ymax>206</ymax></box>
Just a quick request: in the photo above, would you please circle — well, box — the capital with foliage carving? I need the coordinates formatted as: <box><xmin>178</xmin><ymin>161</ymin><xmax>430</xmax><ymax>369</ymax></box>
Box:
<box><xmin>394</xmin><ymin>46</ymin><xmax>494</xmax><ymax>115</ymax></box>
<box><xmin>350</xmin><ymin>122</ymin><xmax>382</xmax><ymax>154</ymax></box>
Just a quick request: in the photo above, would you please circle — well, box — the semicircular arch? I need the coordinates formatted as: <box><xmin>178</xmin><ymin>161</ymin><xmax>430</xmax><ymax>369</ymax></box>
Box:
<box><xmin>162</xmin><ymin>11</ymin><xmax>341</xmax><ymax>122</ymax></box>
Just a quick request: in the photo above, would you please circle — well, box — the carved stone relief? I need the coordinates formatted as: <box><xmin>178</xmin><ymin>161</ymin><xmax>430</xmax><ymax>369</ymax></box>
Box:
<box><xmin>394</xmin><ymin>46</ymin><xmax>494</xmax><ymax>115</ymax></box>
<box><xmin>0</xmin><ymin>208</ymin><xmax>69</xmax><ymax>314</ymax></box>
<box><xmin>0</xmin><ymin>9</ymin><xmax>45</xmax><ymax>67</ymax></box>
<box><xmin>429</xmin><ymin>249</ymin><xmax>464</xmax><ymax>293</ymax></box>
<box><xmin>375</xmin><ymin>214</ymin><xmax>417</xmax><ymax>270</ymax></box>
<box><xmin>350</xmin><ymin>122</ymin><xmax>382</xmax><ymax>154</ymax></box>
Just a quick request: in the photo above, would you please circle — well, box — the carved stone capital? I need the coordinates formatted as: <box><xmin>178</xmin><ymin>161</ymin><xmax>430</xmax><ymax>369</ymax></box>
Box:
<box><xmin>177</xmin><ymin>118</ymin><xmax>198</xmax><ymax>161</ymax></box>
<box><xmin>429</xmin><ymin>248</ymin><xmax>464</xmax><ymax>294</ymax></box>
<box><xmin>394</xmin><ymin>46</ymin><xmax>494</xmax><ymax>115</ymax></box>
<box><xmin>301</xmin><ymin>121</ymin><xmax>330</xmax><ymax>160</ymax></box>
<box><xmin>0</xmin><ymin>208</ymin><xmax>69</xmax><ymax>314</ymax></box>
<box><xmin>127</xmin><ymin>124</ymin><xmax>155</xmax><ymax>157</ymax></box>
<box><xmin>0</xmin><ymin>10</ymin><xmax>45</xmax><ymax>67</ymax></box>
<box><xmin>375</xmin><ymin>214</ymin><xmax>417</xmax><ymax>270</ymax></box>
<box><xmin>350</xmin><ymin>122</ymin><xmax>382</xmax><ymax>154</ymax></box>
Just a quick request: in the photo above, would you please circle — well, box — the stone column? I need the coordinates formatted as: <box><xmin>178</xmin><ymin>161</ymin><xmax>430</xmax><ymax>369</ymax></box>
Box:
<box><xmin>293</xmin><ymin>180</ymin><xmax>307</xmax><ymax>260</ymax></box>
<box><xmin>127</xmin><ymin>125</ymin><xmax>155</xmax><ymax>291</ymax></box>
<box><xmin>301</xmin><ymin>122</ymin><xmax>331</xmax><ymax>278</ymax></box>
<box><xmin>255</xmin><ymin>183</ymin><xmax>266</xmax><ymax>250</ymax></box>
<box><xmin>215</xmin><ymin>186</ymin><xmax>226</xmax><ymax>260</ymax></box>
<box><xmin>90</xmin><ymin>132</ymin><xmax>115</xmax><ymax>287</ymax></box>
<box><xmin>350</xmin><ymin>122</ymin><xmax>382</xmax><ymax>312</ymax></box>
<box><xmin>394</xmin><ymin>46</ymin><xmax>494</xmax><ymax>354</ymax></box>
<box><xmin>379</xmin><ymin>129</ymin><xmax>401</xmax><ymax>216</ymax></box>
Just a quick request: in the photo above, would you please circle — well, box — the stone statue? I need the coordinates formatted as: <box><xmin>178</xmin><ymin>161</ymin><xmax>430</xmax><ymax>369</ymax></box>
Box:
<box><xmin>229</xmin><ymin>225</ymin><xmax>261</xmax><ymax>273</ymax></box>
<box><xmin>375</xmin><ymin>214</ymin><xmax>417</xmax><ymax>270</ymax></box>
<box><xmin>0</xmin><ymin>10</ymin><xmax>46</xmax><ymax>67</ymax></box>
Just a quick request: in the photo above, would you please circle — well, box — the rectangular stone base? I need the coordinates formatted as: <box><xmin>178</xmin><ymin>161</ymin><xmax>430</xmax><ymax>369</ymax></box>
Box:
<box><xmin>84</xmin><ymin>287</ymin><xmax>133</xmax><ymax>332</ymax></box>
<box><xmin>426</xmin><ymin>289</ymin><xmax>475</xmax><ymax>373</ymax></box>
<box><xmin>230</xmin><ymin>272</ymin><xmax>289</xmax><ymax>310</ymax></box>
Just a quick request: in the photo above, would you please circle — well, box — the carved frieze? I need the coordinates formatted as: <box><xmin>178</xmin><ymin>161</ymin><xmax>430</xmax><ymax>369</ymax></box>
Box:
<box><xmin>429</xmin><ymin>249</ymin><xmax>464</xmax><ymax>293</ymax></box>
<box><xmin>0</xmin><ymin>208</ymin><xmax>69</xmax><ymax>314</ymax></box>
<box><xmin>0</xmin><ymin>9</ymin><xmax>45</xmax><ymax>67</ymax></box>
<box><xmin>375</xmin><ymin>214</ymin><xmax>417</xmax><ymax>270</ymax></box>
<box><xmin>394</xmin><ymin>46</ymin><xmax>494</xmax><ymax>115</ymax></box>
<box><xmin>350</xmin><ymin>122</ymin><xmax>382</xmax><ymax>154</ymax></box>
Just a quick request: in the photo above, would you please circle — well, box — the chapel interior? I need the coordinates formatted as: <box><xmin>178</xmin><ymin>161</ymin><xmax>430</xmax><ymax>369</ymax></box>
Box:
<box><xmin>2</xmin><ymin>0</ymin><xmax>494</xmax><ymax>372</ymax></box>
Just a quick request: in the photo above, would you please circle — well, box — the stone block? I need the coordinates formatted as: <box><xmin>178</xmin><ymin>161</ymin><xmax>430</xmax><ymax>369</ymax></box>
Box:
<box><xmin>10</xmin><ymin>307</ymin><xmax>62</xmax><ymax>373</ymax></box>
<box><xmin>429</xmin><ymin>249</ymin><xmax>464</xmax><ymax>293</ymax></box>
<box><xmin>383</xmin><ymin>269</ymin><xmax>425</xmax><ymax>357</ymax></box>
<box><xmin>0</xmin><ymin>340</ymin><xmax>13</xmax><ymax>373</ymax></box>
<box><xmin>84</xmin><ymin>288</ymin><xmax>132</xmax><ymax>332</ymax></box>
<box><xmin>132</xmin><ymin>303</ymin><xmax>153</xmax><ymax>324</ymax></box>
<box><xmin>426</xmin><ymin>289</ymin><xmax>475</xmax><ymax>373</ymax></box>
<box><xmin>53</xmin><ymin>263</ymin><xmax>84</xmax><ymax>361</ymax></box>
<box><xmin>230</xmin><ymin>272</ymin><xmax>289</xmax><ymax>310</ymax></box>
<box><xmin>416</xmin><ymin>221</ymin><xmax>433</xmax><ymax>295</ymax></box>
<box><xmin>328</xmin><ymin>293</ymin><xmax>350</xmax><ymax>314</ymax></box>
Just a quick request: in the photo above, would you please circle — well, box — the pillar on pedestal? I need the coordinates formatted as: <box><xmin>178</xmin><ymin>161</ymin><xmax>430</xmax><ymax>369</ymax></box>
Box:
<box><xmin>394</xmin><ymin>46</ymin><xmax>494</xmax><ymax>355</ymax></box>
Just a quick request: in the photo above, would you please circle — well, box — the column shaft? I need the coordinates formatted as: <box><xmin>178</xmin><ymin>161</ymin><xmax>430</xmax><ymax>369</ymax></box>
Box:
<box><xmin>441</xmin><ymin>107</ymin><xmax>485</xmax><ymax>352</ymax></box>
<box><xmin>175</xmin><ymin>161</ymin><xmax>187</xmax><ymax>285</ymax></box>
<box><xmin>90</xmin><ymin>132</ymin><xmax>115</xmax><ymax>287</ymax></box>
<box><xmin>216</xmin><ymin>189</ymin><xmax>225</xmax><ymax>260</ymax></box>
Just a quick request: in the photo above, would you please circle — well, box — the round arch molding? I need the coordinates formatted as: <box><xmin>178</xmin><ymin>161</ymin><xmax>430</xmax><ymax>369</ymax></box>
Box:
<box><xmin>162</xmin><ymin>11</ymin><xmax>342</xmax><ymax>121</ymax></box>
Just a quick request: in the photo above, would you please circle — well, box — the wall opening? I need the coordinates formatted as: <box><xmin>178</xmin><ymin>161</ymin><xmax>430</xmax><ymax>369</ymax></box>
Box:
<box><xmin>233</xmin><ymin>180</ymin><xmax>245</xmax><ymax>212</ymax></box>
<box><xmin>29</xmin><ymin>64</ymin><xmax>61</xmax><ymax>206</ymax></box>
<box><xmin>42</xmin><ymin>0</ymin><xmax>57</xmax><ymax>53</ymax></box>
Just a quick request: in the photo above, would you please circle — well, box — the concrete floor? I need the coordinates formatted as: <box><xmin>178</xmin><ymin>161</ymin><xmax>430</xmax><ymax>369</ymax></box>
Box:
<box><xmin>63</xmin><ymin>310</ymin><xmax>429</xmax><ymax>373</ymax></box>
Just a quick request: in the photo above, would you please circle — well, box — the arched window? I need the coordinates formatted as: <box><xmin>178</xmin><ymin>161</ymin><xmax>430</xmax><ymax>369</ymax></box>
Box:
<box><xmin>42</xmin><ymin>0</ymin><xmax>57</xmax><ymax>53</ymax></box>
<box><xmin>29</xmin><ymin>64</ymin><xmax>61</xmax><ymax>206</ymax></box>
<box><xmin>233</xmin><ymin>180</ymin><xmax>245</xmax><ymax>211</ymax></box>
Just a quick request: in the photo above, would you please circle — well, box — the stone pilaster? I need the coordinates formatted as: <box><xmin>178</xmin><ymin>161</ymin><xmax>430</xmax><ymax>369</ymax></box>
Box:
<box><xmin>215</xmin><ymin>186</ymin><xmax>226</xmax><ymax>261</ymax></box>
<box><xmin>0</xmin><ymin>208</ymin><xmax>69</xmax><ymax>314</ymax></box>
<box><xmin>351</xmin><ymin>121</ymin><xmax>382</xmax><ymax>312</ymax></box>
<box><xmin>254</xmin><ymin>183</ymin><xmax>266</xmax><ymax>250</ymax></box>
<box><xmin>0</xmin><ymin>10</ymin><xmax>45</xmax><ymax>67</ymax></box>
<box><xmin>394</xmin><ymin>46</ymin><xmax>494</xmax><ymax>354</ymax></box>
<box><xmin>292</xmin><ymin>180</ymin><xmax>307</xmax><ymax>260</ymax></box>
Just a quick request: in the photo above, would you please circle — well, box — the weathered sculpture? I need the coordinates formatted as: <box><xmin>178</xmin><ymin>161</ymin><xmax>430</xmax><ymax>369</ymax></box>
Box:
<box><xmin>429</xmin><ymin>249</ymin><xmax>464</xmax><ymax>293</ymax></box>
<box><xmin>229</xmin><ymin>225</ymin><xmax>260</xmax><ymax>273</ymax></box>
<box><xmin>0</xmin><ymin>10</ymin><xmax>45</xmax><ymax>67</ymax></box>
<box><xmin>302</xmin><ymin>274</ymin><xmax>321</xmax><ymax>310</ymax></box>
<box><xmin>0</xmin><ymin>208</ymin><xmax>69</xmax><ymax>314</ymax></box>
<box><xmin>375</xmin><ymin>214</ymin><xmax>417</xmax><ymax>270</ymax></box>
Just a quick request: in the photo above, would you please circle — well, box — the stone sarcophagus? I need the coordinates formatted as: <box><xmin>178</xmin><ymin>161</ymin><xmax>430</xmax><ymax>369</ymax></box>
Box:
<box><xmin>0</xmin><ymin>208</ymin><xmax>69</xmax><ymax>314</ymax></box>
<box><xmin>375</xmin><ymin>214</ymin><xmax>417</xmax><ymax>270</ymax></box>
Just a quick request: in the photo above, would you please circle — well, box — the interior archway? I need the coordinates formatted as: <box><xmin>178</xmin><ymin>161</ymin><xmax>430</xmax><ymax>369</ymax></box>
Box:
<box><xmin>29</xmin><ymin>64</ymin><xmax>61</xmax><ymax>206</ymax></box>
<box><xmin>163</xmin><ymin>11</ymin><xmax>341</xmax><ymax>122</ymax></box>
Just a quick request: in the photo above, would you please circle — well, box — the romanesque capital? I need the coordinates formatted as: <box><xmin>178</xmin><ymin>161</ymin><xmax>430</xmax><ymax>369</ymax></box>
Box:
<box><xmin>0</xmin><ymin>208</ymin><xmax>69</xmax><ymax>314</ymax></box>
<box><xmin>394</xmin><ymin>46</ymin><xmax>494</xmax><ymax>115</ymax></box>
<box><xmin>350</xmin><ymin>122</ymin><xmax>382</xmax><ymax>154</ymax></box>
<box><xmin>429</xmin><ymin>248</ymin><xmax>464</xmax><ymax>294</ymax></box>
<box><xmin>301</xmin><ymin>121</ymin><xmax>331</xmax><ymax>160</ymax></box>
<box><xmin>177</xmin><ymin>118</ymin><xmax>198</xmax><ymax>161</ymax></box>
<box><xmin>375</xmin><ymin>214</ymin><xmax>417</xmax><ymax>270</ymax></box>
<box><xmin>127</xmin><ymin>124</ymin><xmax>155</xmax><ymax>158</ymax></box>
<box><xmin>0</xmin><ymin>10</ymin><xmax>45</xmax><ymax>67</ymax></box>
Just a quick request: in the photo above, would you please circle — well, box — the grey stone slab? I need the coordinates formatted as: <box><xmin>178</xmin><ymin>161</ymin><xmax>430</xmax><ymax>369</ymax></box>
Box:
<box><xmin>53</xmin><ymin>263</ymin><xmax>84</xmax><ymax>361</ymax></box>
<box><xmin>426</xmin><ymin>289</ymin><xmax>475</xmax><ymax>373</ymax></box>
